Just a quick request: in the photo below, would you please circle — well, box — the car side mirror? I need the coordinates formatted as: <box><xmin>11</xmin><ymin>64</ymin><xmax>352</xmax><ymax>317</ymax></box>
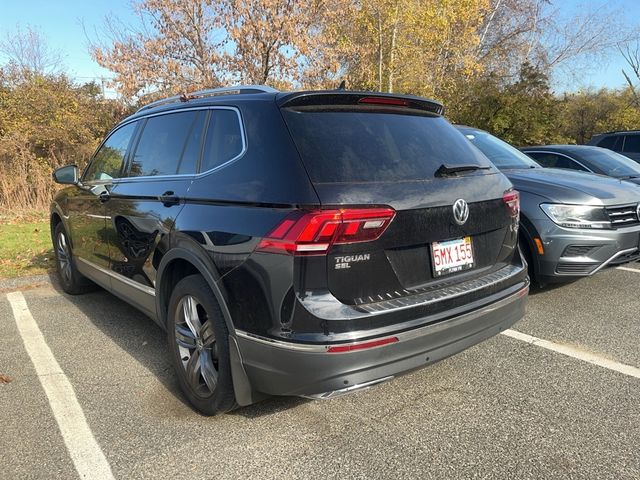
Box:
<box><xmin>52</xmin><ymin>165</ymin><xmax>78</xmax><ymax>185</ymax></box>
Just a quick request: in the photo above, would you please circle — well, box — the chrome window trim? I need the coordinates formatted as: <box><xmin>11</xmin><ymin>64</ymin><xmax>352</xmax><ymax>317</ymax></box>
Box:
<box><xmin>83</xmin><ymin>106</ymin><xmax>247</xmax><ymax>186</ymax></box>
<box><xmin>523</xmin><ymin>150</ymin><xmax>592</xmax><ymax>172</ymax></box>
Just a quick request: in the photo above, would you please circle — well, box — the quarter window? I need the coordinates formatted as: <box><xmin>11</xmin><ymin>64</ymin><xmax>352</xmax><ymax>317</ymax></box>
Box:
<box><xmin>527</xmin><ymin>152</ymin><xmax>587</xmax><ymax>171</ymax></box>
<box><xmin>84</xmin><ymin>122</ymin><xmax>137</xmax><ymax>182</ymax></box>
<box><xmin>129</xmin><ymin>111</ymin><xmax>205</xmax><ymax>177</ymax></box>
<box><xmin>623</xmin><ymin>135</ymin><xmax>640</xmax><ymax>153</ymax></box>
<box><xmin>200</xmin><ymin>109</ymin><xmax>244</xmax><ymax>172</ymax></box>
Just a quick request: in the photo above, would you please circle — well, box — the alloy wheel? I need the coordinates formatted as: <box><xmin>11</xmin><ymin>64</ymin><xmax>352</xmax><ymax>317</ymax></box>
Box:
<box><xmin>56</xmin><ymin>231</ymin><xmax>72</xmax><ymax>283</ymax></box>
<box><xmin>174</xmin><ymin>295</ymin><xmax>219</xmax><ymax>398</ymax></box>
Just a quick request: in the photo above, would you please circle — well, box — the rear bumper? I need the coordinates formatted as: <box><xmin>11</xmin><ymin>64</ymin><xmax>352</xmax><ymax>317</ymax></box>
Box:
<box><xmin>235</xmin><ymin>280</ymin><xmax>528</xmax><ymax>397</ymax></box>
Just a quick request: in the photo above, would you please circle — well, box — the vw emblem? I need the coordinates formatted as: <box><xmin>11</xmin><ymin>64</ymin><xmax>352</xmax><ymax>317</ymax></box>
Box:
<box><xmin>453</xmin><ymin>199</ymin><xmax>469</xmax><ymax>225</ymax></box>
<box><xmin>637</xmin><ymin>203</ymin><xmax>640</xmax><ymax>221</ymax></box>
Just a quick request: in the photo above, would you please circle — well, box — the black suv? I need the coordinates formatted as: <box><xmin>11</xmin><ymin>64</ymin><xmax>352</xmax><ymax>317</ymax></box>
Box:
<box><xmin>588</xmin><ymin>130</ymin><xmax>640</xmax><ymax>162</ymax></box>
<box><xmin>51</xmin><ymin>86</ymin><xmax>529</xmax><ymax>414</ymax></box>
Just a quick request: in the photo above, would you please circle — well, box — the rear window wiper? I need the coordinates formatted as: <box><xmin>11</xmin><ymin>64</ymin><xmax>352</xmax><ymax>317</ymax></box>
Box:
<box><xmin>435</xmin><ymin>164</ymin><xmax>492</xmax><ymax>177</ymax></box>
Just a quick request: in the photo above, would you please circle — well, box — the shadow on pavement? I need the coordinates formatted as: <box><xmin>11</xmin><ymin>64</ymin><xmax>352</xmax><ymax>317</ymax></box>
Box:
<box><xmin>46</xmin><ymin>272</ymin><xmax>310</xmax><ymax>418</ymax></box>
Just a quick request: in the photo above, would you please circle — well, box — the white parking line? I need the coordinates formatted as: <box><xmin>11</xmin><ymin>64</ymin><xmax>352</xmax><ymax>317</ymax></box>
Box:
<box><xmin>6</xmin><ymin>291</ymin><xmax>115</xmax><ymax>480</ymax></box>
<box><xmin>502</xmin><ymin>329</ymin><xmax>640</xmax><ymax>379</ymax></box>
<box><xmin>616</xmin><ymin>266</ymin><xmax>640</xmax><ymax>273</ymax></box>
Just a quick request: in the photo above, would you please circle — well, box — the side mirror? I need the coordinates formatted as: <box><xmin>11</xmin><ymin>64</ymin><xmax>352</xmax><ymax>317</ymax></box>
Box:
<box><xmin>52</xmin><ymin>165</ymin><xmax>78</xmax><ymax>185</ymax></box>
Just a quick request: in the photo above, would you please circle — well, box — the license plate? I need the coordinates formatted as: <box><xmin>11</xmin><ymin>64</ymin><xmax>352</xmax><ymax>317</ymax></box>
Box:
<box><xmin>431</xmin><ymin>237</ymin><xmax>474</xmax><ymax>277</ymax></box>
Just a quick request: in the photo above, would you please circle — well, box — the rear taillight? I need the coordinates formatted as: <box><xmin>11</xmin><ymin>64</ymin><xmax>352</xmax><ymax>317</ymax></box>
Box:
<box><xmin>503</xmin><ymin>190</ymin><xmax>520</xmax><ymax>218</ymax></box>
<box><xmin>257</xmin><ymin>208</ymin><xmax>396</xmax><ymax>256</ymax></box>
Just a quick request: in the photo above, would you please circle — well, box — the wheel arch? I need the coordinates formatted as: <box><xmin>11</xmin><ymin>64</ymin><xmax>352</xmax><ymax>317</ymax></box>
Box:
<box><xmin>518</xmin><ymin>214</ymin><xmax>541</xmax><ymax>279</ymax></box>
<box><xmin>50</xmin><ymin>207</ymin><xmax>65</xmax><ymax>242</ymax></box>
<box><xmin>156</xmin><ymin>248</ymin><xmax>261</xmax><ymax>407</ymax></box>
<box><xmin>155</xmin><ymin>248</ymin><xmax>234</xmax><ymax>333</ymax></box>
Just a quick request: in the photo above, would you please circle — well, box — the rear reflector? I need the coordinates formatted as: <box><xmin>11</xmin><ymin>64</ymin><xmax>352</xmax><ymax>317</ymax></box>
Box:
<box><xmin>257</xmin><ymin>207</ymin><xmax>396</xmax><ymax>256</ymax></box>
<box><xmin>327</xmin><ymin>336</ymin><xmax>399</xmax><ymax>353</ymax></box>
<box><xmin>503</xmin><ymin>190</ymin><xmax>520</xmax><ymax>218</ymax></box>
<box><xmin>358</xmin><ymin>96</ymin><xmax>409</xmax><ymax>107</ymax></box>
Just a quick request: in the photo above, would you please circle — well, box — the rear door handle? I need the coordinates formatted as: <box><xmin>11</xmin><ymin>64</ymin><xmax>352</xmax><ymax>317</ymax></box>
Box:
<box><xmin>159</xmin><ymin>191</ymin><xmax>180</xmax><ymax>207</ymax></box>
<box><xmin>99</xmin><ymin>191</ymin><xmax>110</xmax><ymax>203</ymax></box>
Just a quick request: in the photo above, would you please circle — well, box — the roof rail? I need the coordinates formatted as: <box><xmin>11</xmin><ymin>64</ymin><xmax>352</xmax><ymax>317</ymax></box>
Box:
<box><xmin>136</xmin><ymin>85</ymin><xmax>279</xmax><ymax>113</ymax></box>
<box><xmin>596</xmin><ymin>129</ymin><xmax>640</xmax><ymax>136</ymax></box>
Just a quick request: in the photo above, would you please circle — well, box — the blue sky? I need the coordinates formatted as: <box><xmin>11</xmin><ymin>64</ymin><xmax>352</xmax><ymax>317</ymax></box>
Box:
<box><xmin>1</xmin><ymin>0</ymin><xmax>639</xmax><ymax>93</ymax></box>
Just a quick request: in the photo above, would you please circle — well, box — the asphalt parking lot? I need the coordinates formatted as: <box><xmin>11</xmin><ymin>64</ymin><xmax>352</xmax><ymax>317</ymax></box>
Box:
<box><xmin>1</xmin><ymin>266</ymin><xmax>639</xmax><ymax>480</ymax></box>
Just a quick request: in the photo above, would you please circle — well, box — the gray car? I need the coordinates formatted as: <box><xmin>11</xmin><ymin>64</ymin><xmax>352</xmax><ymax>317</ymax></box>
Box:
<box><xmin>457</xmin><ymin>126</ymin><xmax>640</xmax><ymax>286</ymax></box>
<box><xmin>521</xmin><ymin>145</ymin><xmax>640</xmax><ymax>185</ymax></box>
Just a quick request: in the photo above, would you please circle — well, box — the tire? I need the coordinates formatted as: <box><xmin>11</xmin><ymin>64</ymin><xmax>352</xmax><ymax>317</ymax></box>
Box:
<box><xmin>167</xmin><ymin>274</ymin><xmax>237</xmax><ymax>415</ymax></box>
<box><xmin>53</xmin><ymin>222</ymin><xmax>95</xmax><ymax>295</ymax></box>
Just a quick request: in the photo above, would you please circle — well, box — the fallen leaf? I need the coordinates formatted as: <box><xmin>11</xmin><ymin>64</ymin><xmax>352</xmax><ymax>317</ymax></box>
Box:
<box><xmin>0</xmin><ymin>373</ymin><xmax>13</xmax><ymax>384</ymax></box>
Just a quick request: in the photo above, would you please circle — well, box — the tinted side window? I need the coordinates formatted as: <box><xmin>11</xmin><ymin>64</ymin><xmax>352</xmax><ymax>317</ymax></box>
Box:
<box><xmin>623</xmin><ymin>135</ymin><xmax>640</xmax><ymax>153</ymax></box>
<box><xmin>611</xmin><ymin>136</ymin><xmax>623</xmax><ymax>151</ymax></box>
<box><xmin>555</xmin><ymin>156</ymin><xmax>588</xmax><ymax>171</ymax></box>
<box><xmin>526</xmin><ymin>152</ymin><xmax>556</xmax><ymax>167</ymax></box>
<box><xmin>200</xmin><ymin>109</ymin><xmax>244</xmax><ymax>172</ymax></box>
<box><xmin>129</xmin><ymin>111</ymin><xmax>205</xmax><ymax>177</ymax></box>
<box><xmin>527</xmin><ymin>152</ymin><xmax>588</xmax><ymax>171</ymax></box>
<box><xmin>597</xmin><ymin>135</ymin><xmax>617</xmax><ymax>149</ymax></box>
<box><xmin>84</xmin><ymin>122</ymin><xmax>137</xmax><ymax>182</ymax></box>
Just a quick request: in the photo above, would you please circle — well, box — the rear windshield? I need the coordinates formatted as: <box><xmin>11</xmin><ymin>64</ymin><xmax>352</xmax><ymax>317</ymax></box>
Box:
<box><xmin>282</xmin><ymin>110</ymin><xmax>491</xmax><ymax>183</ymax></box>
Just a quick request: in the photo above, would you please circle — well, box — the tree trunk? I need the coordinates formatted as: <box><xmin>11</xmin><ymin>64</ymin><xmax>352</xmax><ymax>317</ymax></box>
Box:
<box><xmin>377</xmin><ymin>11</ymin><xmax>383</xmax><ymax>91</ymax></box>
<box><xmin>387</xmin><ymin>2</ymin><xmax>399</xmax><ymax>93</ymax></box>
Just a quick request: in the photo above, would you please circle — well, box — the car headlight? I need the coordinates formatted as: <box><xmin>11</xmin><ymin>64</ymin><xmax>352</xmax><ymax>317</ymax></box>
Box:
<box><xmin>540</xmin><ymin>204</ymin><xmax>611</xmax><ymax>229</ymax></box>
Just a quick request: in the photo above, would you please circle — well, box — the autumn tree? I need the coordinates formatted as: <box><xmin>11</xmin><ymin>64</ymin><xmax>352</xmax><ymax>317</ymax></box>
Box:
<box><xmin>311</xmin><ymin>0</ymin><xmax>490</xmax><ymax>98</ymax></box>
<box><xmin>0</xmin><ymin>27</ymin><xmax>127</xmax><ymax>210</ymax></box>
<box><xmin>476</xmin><ymin>0</ymin><xmax>637</xmax><ymax>84</ymax></box>
<box><xmin>91</xmin><ymin>0</ymin><xmax>323</xmax><ymax>97</ymax></box>
<box><xmin>90</xmin><ymin>0</ymin><xmax>227</xmax><ymax>98</ymax></box>
<box><xmin>0</xmin><ymin>25</ymin><xmax>63</xmax><ymax>77</ymax></box>
<box><xmin>0</xmin><ymin>69</ymin><xmax>128</xmax><ymax>210</ymax></box>
<box><xmin>450</xmin><ymin>63</ymin><xmax>566</xmax><ymax>146</ymax></box>
<box><xmin>221</xmin><ymin>0</ymin><xmax>322</xmax><ymax>86</ymax></box>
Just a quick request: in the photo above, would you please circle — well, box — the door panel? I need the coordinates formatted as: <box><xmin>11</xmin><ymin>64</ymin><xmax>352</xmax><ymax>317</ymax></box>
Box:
<box><xmin>106</xmin><ymin>179</ymin><xmax>191</xmax><ymax>289</ymax></box>
<box><xmin>68</xmin><ymin>121</ymin><xmax>138</xmax><ymax>272</ymax></box>
<box><xmin>103</xmin><ymin>109</ymin><xmax>204</xmax><ymax>308</ymax></box>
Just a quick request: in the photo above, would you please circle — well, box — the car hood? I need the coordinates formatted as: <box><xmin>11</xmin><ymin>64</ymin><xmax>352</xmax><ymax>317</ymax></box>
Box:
<box><xmin>503</xmin><ymin>168</ymin><xmax>640</xmax><ymax>205</ymax></box>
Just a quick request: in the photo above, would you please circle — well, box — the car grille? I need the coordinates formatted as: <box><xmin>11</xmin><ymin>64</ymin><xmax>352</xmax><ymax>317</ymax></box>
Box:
<box><xmin>555</xmin><ymin>262</ymin><xmax>597</xmax><ymax>275</ymax></box>
<box><xmin>606</xmin><ymin>204</ymin><xmax>640</xmax><ymax>227</ymax></box>
<box><xmin>562</xmin><ymin>245</ymin><xmax>597</xmax><ymax>257</ymax></box>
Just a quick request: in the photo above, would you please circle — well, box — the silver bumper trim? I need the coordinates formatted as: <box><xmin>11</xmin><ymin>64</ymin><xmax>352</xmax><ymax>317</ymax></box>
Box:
<box><xmin>300</xmin><ymin>376</ymin><xmax>395</xmax><ymax>400</ymax></box>
<box><xmin>235</xmin><ymin>283</ymin><xmax>529</xmax><ymax>354</ymax></box>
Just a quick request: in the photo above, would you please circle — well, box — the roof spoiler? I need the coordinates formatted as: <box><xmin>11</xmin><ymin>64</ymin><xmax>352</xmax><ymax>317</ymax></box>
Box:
<box><xmin>276</xmin><ymin>91</ymin><xmax>445</xmax><ymax>115</ymax></box>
